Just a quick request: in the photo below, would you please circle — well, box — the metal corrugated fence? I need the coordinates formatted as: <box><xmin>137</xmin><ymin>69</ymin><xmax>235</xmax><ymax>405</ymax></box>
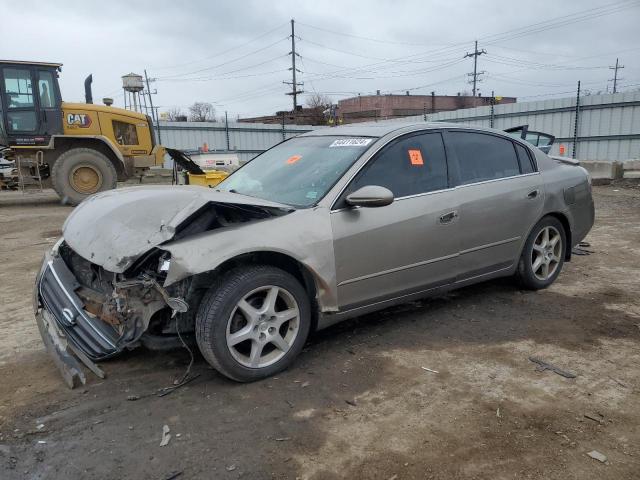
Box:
<box><xmin>158</xmin><ymin>121</ymin><xmax>316</xmax><ymax>164</ymax></box>
<box><xmin>386</xmin><ymin>91</ymin><xmax>640</xmax><ymax>161</ymax></box>
<box><xmin>157</xmin><ymin>91</ymin><xmax>639</xmax><ymax>163</ymax></box>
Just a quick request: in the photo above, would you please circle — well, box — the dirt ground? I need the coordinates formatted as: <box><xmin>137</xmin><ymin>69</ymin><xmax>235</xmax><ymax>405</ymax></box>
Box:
<box><xmin>0</xmin><ymin>185</ymin><xmax>639</xmax><ymax>480</ymax></box>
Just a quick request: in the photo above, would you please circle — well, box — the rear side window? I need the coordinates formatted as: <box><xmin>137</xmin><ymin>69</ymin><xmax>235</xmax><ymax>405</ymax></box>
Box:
<box><xmin>449</xmin><ymin>131</ymin><xmax>521</xmax><ymax>185</ymax></box>
<box><xmin>514</xmin><ymin>142</ymin><xmax>535</xmax><ymax>174</ymax></box>
<box><xmin>348</xmin><ymin>132</ymin><xmax>448</xmax><ymax>198</ymax></box>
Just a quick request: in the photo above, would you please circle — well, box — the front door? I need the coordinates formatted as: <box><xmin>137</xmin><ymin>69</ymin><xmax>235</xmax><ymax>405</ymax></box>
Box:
<box><xmin>331</xmin><ymin>131</ymin><xmax>460</xmax><ymax>309</ymax></box>
<box><xmin>0</xmin><ymin>65</ymin><xmax>62</xmax><ymax>146</ymax></box>
<box><xmin>1</xmin><ymin>66</ymin><xmax>40</xmax><ymax>144</ymax></box>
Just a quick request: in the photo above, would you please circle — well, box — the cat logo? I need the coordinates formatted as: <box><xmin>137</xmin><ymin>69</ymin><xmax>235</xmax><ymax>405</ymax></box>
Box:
<box><xmin>66</xmin><ymin>113</ymin><xmax>92</xmax><ymax>128</ymax></box>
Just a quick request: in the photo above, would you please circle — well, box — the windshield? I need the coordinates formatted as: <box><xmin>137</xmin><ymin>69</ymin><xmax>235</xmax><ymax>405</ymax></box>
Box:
<box><xmin>217</xmin><ymin>136</ymin><xmax>376</xmax><ymax>207</ymax></box>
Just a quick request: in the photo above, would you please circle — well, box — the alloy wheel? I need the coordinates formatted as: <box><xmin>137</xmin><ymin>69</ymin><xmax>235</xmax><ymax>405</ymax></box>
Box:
<box><xmin>531</xmin><ymin>226</ymin><xmax>562</xmax><ymax>281</ymax></box>
<box><xmin>225</xmin><ymin>285</ymin><xmax>300</xmax><ymax>368</ymax></box>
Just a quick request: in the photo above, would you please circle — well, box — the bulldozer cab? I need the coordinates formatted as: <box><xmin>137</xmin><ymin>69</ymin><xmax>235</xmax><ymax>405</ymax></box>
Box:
<box><xmin>0</xmin><ymin>60</ymin><xmax>64</xmax><ymax>148</ymax></box>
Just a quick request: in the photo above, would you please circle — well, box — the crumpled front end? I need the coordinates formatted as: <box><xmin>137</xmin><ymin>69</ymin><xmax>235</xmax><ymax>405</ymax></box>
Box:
<box><xmin>34</xmin><ymin>239</ymin><xmax>185</xmax><ymax>388</ymax></box>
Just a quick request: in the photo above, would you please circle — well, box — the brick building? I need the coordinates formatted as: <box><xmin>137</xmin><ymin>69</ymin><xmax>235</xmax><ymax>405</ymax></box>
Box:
<box><xmin>337</xmin><ymin>92</ymin><xmax>516</xmax><ymax>123</ymax></box>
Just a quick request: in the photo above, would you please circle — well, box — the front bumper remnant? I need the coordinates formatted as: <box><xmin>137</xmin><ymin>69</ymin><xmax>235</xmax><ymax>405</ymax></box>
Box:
<box><xmin>34</xmin><ymin>252</ymin><xmax>109</xmax><ymax>388</ymax></box>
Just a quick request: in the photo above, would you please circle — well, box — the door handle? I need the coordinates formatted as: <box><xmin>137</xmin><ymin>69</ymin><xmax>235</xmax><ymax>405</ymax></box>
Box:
<box><xmin>439</xmin><ymin>211</ymin><xmax>458</xmax><ymax>224</ymax></box>
<box><xmin>527</xmin><ymin>189</ymin><xmax>539</xmax><ymax>199</ymax></box>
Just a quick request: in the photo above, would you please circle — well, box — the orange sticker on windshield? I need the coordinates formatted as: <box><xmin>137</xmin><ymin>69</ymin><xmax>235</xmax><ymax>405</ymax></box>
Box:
<box><xmin>408</xmin><ymin>149</ymin><xmax>424</xmax><ymax>166</ymax></box>
<box><xmin>286</xmin><ymin>155</ymin><xmax>302</xmax><ymax>164</ymax></box>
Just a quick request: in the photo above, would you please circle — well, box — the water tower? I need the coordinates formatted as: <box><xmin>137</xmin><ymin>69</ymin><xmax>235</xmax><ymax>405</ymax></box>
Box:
<box><xmin>122</xmin><ymin>72</ymin><xmax>145</xmax><ymax>112</ymax></box>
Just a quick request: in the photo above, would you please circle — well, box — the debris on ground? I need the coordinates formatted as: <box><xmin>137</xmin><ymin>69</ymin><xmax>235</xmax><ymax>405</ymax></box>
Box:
<box><xmin>163</xmin><ymin>471</ymin><xmax>183</xmax><ymax>480</ymax></box>
<box><xmin>36</xmin><ymin>424</ymin><xmax>45</xmax><ymax>430</ymax></box>
<box><xmin>301</xmin><ymin>381</ymin><xmax>310</xmax><ymax>388</ymax></box>
<box><xmin>225</xmin><ymin>464</ymin><xmax>237</xmax><ymax>472</ymax></box>
<box><xmin>160</xmin><ymin>425</ymin><xmax>171</xmax><ymax>447</ymax></box>
<box><xmin>587</xmin><ymin>450</ymin><xmax>608</xmax><ymax>463</ymax></box>
<box><xmin>127</xmin><ymin>395</ymin><xmax>140</xmax><ymax>401</ymax></box>
<box><xmin>584</xmin><ymin>413</ymin><xmax>605</xmax><ymax>424</ymax></box>
<box><xmin>496</xmin><ymin>408</ymin><xmax>501</xmax><ymax>418</ymax></box>
<box><xmin>275</xmin><ymin>437</ymin><xmax>291</xmax><ymax>442</ymax></box>
<box><xmin>528</xmin><ymin>356</ymin><xmax>577</xmax><ymax>378</ymax></box>
<box><xmin>421</xmin><ymin>366</ymin><xmax>439</xmax><ymax>374</ymax></box>
<box><xmin>345</xmin><ymin>399</ymin><xmax>357</xmax><ymax>407</ymax></box>
<box><xmin>609</xmin><ymin>376</ymin><xmax>629</xmax><ymax>388</ymax></box>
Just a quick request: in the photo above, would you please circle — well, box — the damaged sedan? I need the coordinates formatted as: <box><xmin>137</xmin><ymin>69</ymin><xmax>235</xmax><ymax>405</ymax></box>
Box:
<box><xmin>34</xmin><ymin>122</ymin><xmax>594</xmax><ymax>387</ymax></box>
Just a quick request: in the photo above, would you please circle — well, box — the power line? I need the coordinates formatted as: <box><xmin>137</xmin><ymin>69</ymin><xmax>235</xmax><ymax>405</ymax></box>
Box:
<box><xmin>156</xmin><ymin>37</ymin><xmax>289</xmax><ymax>79</ymax></box>
<box><xmin>151</xmin><ymin>22</ymin><xmax>288</xmax><ymax>71</ymax></box>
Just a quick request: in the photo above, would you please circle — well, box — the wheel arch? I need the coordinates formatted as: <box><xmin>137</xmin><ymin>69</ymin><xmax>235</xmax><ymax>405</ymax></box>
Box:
<box><xmin>46</xmin><ymin>136</ymin><xmax>128</xmax><ymax>180</ymax></box>
<box><xmin>189</xmin><ymin>251</ymin><xmax>321</xmax><ymax>332</ymax></box>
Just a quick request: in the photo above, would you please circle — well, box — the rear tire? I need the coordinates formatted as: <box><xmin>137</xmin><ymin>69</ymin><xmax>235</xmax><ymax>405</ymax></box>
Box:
<box><xmin>517</xmin><ymin>216</ymin><xmax>567</xmax><ymax>290</ymax></box>
<box><xmin>51</xmin><ymin>148</ymin><xmax>117</xmax><ymax>206</ymax></box>
<box><xmin>196</xmin><ymin>265</ymin><xmax>311</xmax><ymax>382</ymax></box>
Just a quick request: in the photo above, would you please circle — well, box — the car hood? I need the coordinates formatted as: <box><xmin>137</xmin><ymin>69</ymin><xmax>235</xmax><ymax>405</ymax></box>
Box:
<box><xmin>62</xmin><ymin>186</ymin><xmax>292</xmax><ymax>272</ymax></box>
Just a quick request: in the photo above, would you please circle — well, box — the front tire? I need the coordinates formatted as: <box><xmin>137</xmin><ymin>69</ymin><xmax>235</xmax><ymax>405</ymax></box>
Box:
<box><xmin>51</xmin><ymin>148</ymin><xmax>117</xmax><ymax>205</ymax></box>
<box><xmin>517</xmin><ymin>216</ymin><xmax>566</xmax><ymax>290</ymax></box>
<box><xmin>196</xmin><ymin>265</ymin><xmax>311</xmax><ymax>382</ymax></box>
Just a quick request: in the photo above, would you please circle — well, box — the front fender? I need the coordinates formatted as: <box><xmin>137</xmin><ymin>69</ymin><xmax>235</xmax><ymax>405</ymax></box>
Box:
<box><xmin>160</xmin><ymin>208</ymin><xmax>338</xmax><ymax>311</ymax></box>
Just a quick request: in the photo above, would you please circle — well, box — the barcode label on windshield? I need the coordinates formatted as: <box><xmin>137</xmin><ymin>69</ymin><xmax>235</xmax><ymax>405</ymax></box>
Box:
<box><xmin>329</xmin><ymin>138</ymin><xmax>373</xmax><ymax>148</ymax></box>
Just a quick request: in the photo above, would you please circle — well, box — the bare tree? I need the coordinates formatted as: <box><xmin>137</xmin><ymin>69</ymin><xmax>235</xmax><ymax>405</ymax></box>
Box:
<box><xmin>304</xmin><ymin>93</ymin><xmax>332</xmax><ymax>125</ymax></box>
<box><xmin>188</xmin><ymin>102</ymin><xmax>216</xmax><ymax>122</ymax></box>
<box><xmin>164</xmin><ymin>107</ymin><xmax>186</xmax><ymax>122</ymax></box>
<box><xmin>306</xmin><ymin>93</ymin><xmax>332</xmax><ymax>110</ymax></box>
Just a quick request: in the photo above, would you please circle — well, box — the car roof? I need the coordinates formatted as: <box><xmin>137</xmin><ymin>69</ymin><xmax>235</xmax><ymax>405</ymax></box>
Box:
<box><xmin>300</xmin><ymin>121</ymin><xmax>497</xmax><ymax>138</ymax></box>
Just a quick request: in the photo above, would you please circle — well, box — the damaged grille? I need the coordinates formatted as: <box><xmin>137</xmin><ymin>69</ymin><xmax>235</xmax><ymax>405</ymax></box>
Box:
<box><xmin>39</xmin><ymin>256</ymin><xmax>120</xmax><ymax>359</ymax></box>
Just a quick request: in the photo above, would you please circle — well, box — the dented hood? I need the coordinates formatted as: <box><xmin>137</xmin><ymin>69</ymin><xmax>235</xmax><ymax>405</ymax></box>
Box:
<box><xmin>63</xmin><ymin>186</ymin><xmax>290</xmax><ymax>272</ymax></box>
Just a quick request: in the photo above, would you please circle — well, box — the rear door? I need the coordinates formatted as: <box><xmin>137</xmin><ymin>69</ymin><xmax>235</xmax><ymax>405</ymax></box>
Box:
<box><xmin>331</xmin><ymin>130</ymin><xmax>460</xmax><ymax>309</ymax></box>
<box><xmin>36</xmin><ymin>69</ymin><xmax>63</xmax><ymax>138</ymax></box>
<box><xmin>445</xmin><ymin>130</ymin><xmax>544</xmax><ymax>281</ymax></box>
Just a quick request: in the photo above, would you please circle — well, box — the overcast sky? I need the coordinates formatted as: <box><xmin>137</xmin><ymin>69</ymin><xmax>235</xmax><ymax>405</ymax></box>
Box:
<box><xmin>3</xmin><ymin>0</ymin><xmax>639</xmax><ymax>119</ymax></box>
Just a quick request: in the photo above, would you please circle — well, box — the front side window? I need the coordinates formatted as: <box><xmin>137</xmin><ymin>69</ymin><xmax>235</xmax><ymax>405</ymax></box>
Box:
<box><xmin>348</xmin><ymin>132</ymin><xmax>448</xmax><ymax>198</ymax></box>
<box><xmin>38</xmin><ymin>71</ymin><xmax>58</xmax><ymax>108</ymax></box>
<box><xmin>449</xmin><ymin>131</ymin><xmax>521</xmax><ymax>185</ymax></box>
<box><xmin>218</xmin><ymin>136</ymin><xmax>375</xmax><ymax>207</ymax></box>
<box><xmin>112</xmin><ymin>120</ymin><xmax>139</xmax><ymax>145</ymax></box>
<box><xmin>3</xmin><ymin>68</ymin><xmax>34</xmax><ymax>108</ymax></box>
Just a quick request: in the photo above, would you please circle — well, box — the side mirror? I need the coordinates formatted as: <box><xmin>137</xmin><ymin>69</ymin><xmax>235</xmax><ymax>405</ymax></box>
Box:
<box><xmin>345</xmin><ymin>185</ymin><xmax>394</xmax><ymax>208</ymax></box>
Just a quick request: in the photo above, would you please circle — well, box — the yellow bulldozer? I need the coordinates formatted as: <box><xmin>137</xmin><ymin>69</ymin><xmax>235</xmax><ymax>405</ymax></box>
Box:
<box><xmin>0</xmin><ymin>60</ymin><xmax>227</xmax><ymax>205</ymax></box>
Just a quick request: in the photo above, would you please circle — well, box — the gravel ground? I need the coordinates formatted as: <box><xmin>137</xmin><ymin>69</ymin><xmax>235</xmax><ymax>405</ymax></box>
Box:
<box><xmin>0</xmin><ymin>185</ymin><xmax>639</xmax><ymax>480</ymax></box>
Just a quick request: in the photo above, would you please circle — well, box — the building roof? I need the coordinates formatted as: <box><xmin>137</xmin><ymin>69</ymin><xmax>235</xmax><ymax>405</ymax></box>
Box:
<box><xmin>300</xmin><ymin>121</ymin><xmax>468</xmax><ymax>137</ymax></box>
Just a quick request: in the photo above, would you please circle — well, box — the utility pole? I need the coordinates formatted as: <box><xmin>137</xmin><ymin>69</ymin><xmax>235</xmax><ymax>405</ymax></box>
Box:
<box><xmin>144</xmin><ymin>69</ymin><xmax>161</xmax><ymax>144</ymax></box>
<box><xmin>609</xmin><ymin>58</ymin><xmax>624</xmax><ymax>94</ymax></box>
<box><xmin>284</xmin><ymin>19</ymin><xmax>303</xmax><ymax>111</ymax></box>
<box><xmin>464</xmin><ymin>40</ymin><xmax>486</xmax><ymax>105</ymax></box>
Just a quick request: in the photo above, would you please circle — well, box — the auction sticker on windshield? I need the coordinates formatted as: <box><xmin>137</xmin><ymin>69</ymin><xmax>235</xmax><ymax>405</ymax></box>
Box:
<box><xmin>329</xmin><ymin>138</ymin><xmax>373</xmax><ymax>147</ymax></box>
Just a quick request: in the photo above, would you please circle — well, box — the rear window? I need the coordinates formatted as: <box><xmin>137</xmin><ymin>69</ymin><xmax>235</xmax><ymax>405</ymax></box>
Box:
<box><xmin>449</xmin><ymin>131</ymin><xmax>521</xmax><ymax>185</ymax></box>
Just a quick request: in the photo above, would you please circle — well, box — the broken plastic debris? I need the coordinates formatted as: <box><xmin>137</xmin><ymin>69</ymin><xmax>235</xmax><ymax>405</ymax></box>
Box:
<box><xmin>226</xmin><ymin>464</ymin><xmax>237</xmax><ymax>472</ymax></box>
<box><xmin>421</xmin><ymin>366</ymin><xmax>439</xmax><ymax>374</ymax></box>
<box><xmin>160</xmin><ymin>425</ymin><xmax>171</xmax><ymax>447</ymax></box>
<box><xmin>587</xmin><ymin>450</ymin><xmax>607</xmax><ymax>463</ymax></box>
